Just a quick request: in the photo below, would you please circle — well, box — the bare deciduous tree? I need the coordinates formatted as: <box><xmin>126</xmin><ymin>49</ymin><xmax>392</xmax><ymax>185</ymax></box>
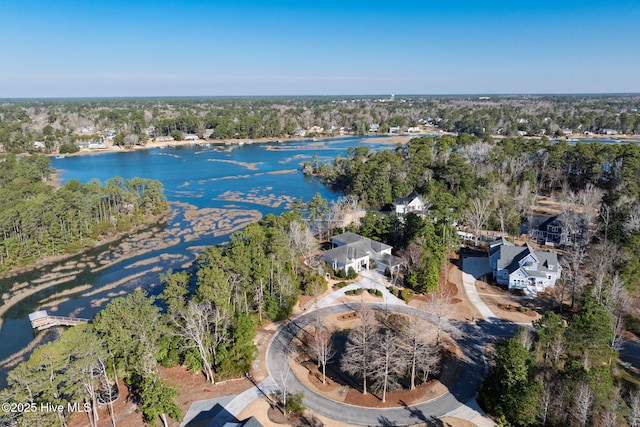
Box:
<box><xmin>425</xmin><ymin>289</ymin><xmax>457</xmax><ymax>344</ymax></box>
<box><xmin>577</xmin><ymin>183</ymin><xmax>603</xmax><ymax>241</ymax></box>
<box><xmin>571</xmin><ymin>382</ymin><xmax>593</xmax><ymax>427</ymax></box>
<box><xmin>559</xmin><ymin>246</ymin><xmax>587</xmax><ymax>309</ymax></box>
<box><xmin>402</xmin><ymin>318</ymin><xmax>438</xmax><ymax>390</ymax></box>
<box><xmin>341</xmin><ymin>305</ymin><xmax>377</xmax><ymax>395</ymax></box>
<box><xmin>464</xmin><ymin>198</ymin><xmax>491</xmax><ymax>245</ymax></box>
<box><xmin>371</xmin><ymin>329</ymin><xmax>406</xmax><ymax>403</ymax></box>
<box><xmin>548</xmin><ymin>336</ymin><xmax>565</xmax><ymax>367</ymax></box>
<box><xmin>629</xmin><ymin>388</ymin><xmax>640</xmax><ymax>427</ymax></box>
<box><xmin>312</xmin><ymin>318</ymin><xmax>336</xmax><ymax>384</ymax></box>
<box><xmin>171</xmin><ymin>301</ymin><xmax>218</xmax><ymax>383</ymax></box>
<box><xmin>624</xmin><ymin>204</ymin><xmax>640</xmax><ymax>236</ymax></box>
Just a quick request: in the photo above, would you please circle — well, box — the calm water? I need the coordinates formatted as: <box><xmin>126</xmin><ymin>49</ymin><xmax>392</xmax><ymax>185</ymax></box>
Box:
<box><xmin>0</xmin><ymin>137</ymin><xmax>393</xmax><ymax>366</ymax></box>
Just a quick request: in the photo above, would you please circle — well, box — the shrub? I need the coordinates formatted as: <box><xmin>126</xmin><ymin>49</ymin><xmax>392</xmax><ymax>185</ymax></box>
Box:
<box><xmin>369</xmin><ymin>258</ymin><xmax>377</xmax><ymax>270</ymax></box>
<box><xmin>518</xmin><ymin>306</ymin><xmax>530</xmax><ymax>313</ymax></box>
<box><xmin>400</xmin><ymin>288</ymin><xmax>414</xmax><ymax>302</ymax></box>
<box><xmin>384</xmin><ymin>267</ymin><xmax>391</xmax><ymax>278</ymax></box>
<box><xmin>334</xmin><ymin>281</ymin><xmax>348</xmax><ymax>289</ymax></box>
<box><xmin>347</xmin><ymin>267</ymin><xmax>358</xmax><ymax>279</ymax></box>
<box><xmin>301</xmin><ymin>271</ymin><xmax>328</xmax><ymax>296</ymax></box>
<box><xmin>59</xmin><ymin>143</ymin><xmax>79</xmax><ymax>154</ymax></box>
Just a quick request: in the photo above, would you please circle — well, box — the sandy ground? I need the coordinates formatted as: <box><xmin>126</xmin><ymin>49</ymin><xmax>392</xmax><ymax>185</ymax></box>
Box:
<box><xmin>54</xmin><ymin>130</ymin><xmax>640</xmax><ymax>159</ymax></box>
<box><xmin>54</xmin><ymin>134</ymin><xmax>418</xmax><ymax>158</ymax></box>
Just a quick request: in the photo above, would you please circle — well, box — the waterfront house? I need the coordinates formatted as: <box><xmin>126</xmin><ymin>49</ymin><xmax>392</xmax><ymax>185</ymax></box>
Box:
<box><xmin>154</xmin><ymin>135</ymin><xmax>175</xmax><ymax>142</ymax></box>
<box><xmin>489</xmin><ymin>240</ymin><xmax>561</xmax><ymax>296</ymax></box>
<box><xmin>88</xmin><ymin>141</ymin><xmax>106</xmax><ymax>149</ymax></box>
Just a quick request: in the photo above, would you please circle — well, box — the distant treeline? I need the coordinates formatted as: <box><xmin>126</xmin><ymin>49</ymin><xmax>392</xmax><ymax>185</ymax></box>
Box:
<box><xmin>1</xmin><ymin>95</ymin><xmax>639</xmax><ymax>152</ymax></box>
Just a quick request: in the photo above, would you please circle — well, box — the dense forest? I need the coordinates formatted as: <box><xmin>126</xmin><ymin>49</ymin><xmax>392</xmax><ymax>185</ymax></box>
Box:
<box><xmin>0</xmin><ymin>95</ymin><xmax>639</xmax><ymax>153</ymax></box>
<box><xmin>0</xmin><ymin>154</ymin><xmax>168</xmax><ymax>271</ymax></box>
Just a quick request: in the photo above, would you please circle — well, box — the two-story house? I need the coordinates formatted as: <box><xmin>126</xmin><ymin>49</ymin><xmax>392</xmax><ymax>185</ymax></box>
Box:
<box><xmin>489</xmin><ymin>239</ymin><xmax>561</xmax><ymax>296</ymax></box>
<box><xmin>394</xmin><ymin>191</ymin><xmax>426</xmax><ymax>217</ymax></box>
<box><xmin>528</xmin><ymin>214</ymin><xmax>587</xmax><ymax>247</ymax></box>
<box><xmin>321</xmin><ymin>232</ymin><xmax>402</xmax><ymax>274</ymax></box>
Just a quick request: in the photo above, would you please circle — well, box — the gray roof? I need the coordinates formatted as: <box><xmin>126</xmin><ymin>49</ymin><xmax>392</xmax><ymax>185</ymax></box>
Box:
<box><xmin>496</xmin><ymin>243</ymin><xmax>558</xmax><ymax>276</ymax></box>
<box><xmin>395</xmin><ymin>191</ymin><xmax>422</xmax><ymax>206</ymax></box>
<box><xmin>331</xmin><ymin>232</ymin><xmax>391</xmax><ymax>253</ymax></box>
<box><xmin>242</xmin><ymin>417</ymin><xmax>264</xmax><ymax>427</ymax></box>
<box><xmin>378</xmin><ymin>253</ymin><xmax>403</xmax><ymax>268</ymax></box>
<box><xmin>322</xmin><ymin>245</ymin><xmax>369</xmax><ymax>265</ymax></box>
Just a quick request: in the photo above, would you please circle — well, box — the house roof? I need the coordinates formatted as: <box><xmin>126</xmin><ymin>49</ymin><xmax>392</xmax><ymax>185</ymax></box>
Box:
<box><xmin>332</xmin><ymin>232</ymin><xmax>391</xmax><ymax>253</ymax></box>
<box><xmin>378</xmin><ymin>252</ymin><xmax>403</xmax><ymax>268</ymax></box>
<box><xmin>394</xmin><ymin>191</ymin><xmax>422</xmax><ymax>206</ymax></box>
<box><xmin>496</xmin><ymin>243</ymin><xmax>559</xmax><ymax>276</ymax></box>
<box><xmin>321</xmin><ymin>245</ymin><xmax>369</xmax><ymax>265</ymax></box>
<box><xmin>530</xmin><ymin>215</ymin><xmax>560</xmax><ymax>233</ymax></box>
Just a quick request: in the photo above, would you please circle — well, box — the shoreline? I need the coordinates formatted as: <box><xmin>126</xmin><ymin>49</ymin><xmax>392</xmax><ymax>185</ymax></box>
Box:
<box><xmin>50</xmin><ymin>133</ymin><xmax>423</xmax><ymax>158</ymax></box>
<box><xmin>49</xmin><ymin>131</ymin><xmax>640</xmax><ymax>159</ymax></box>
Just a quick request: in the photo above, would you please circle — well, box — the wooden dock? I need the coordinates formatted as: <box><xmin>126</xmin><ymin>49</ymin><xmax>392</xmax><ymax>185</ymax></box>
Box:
<box><xmin>29</xmin><ymin>310</ymin><xmax>89</xmax><ymax>331</ymax></box>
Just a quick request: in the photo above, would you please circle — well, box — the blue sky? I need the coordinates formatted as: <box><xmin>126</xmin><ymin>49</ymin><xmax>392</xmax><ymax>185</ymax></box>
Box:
<box><xmin>1</xmin><ymin>0</ymin><xmax>639</xmax><ymax>97</ymax></box>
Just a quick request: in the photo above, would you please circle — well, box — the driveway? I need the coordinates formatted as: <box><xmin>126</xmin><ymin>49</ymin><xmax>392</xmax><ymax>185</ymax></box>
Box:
<box><xmin>316</xmin><ymin>269</ymin><xmax>405</xmax><ymax>309</ymax></box>
<box><xmin>460</xmin><ymin>256</ymin><xmax>499</xmax><ymax>322</ymax></box>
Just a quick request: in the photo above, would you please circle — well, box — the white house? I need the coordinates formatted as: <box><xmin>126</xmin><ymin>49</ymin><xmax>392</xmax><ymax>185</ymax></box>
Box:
<box><xmin>489</xmin><ymin>240</ymin><xmax>561</xmax><ymax>296</ymax></box>
<box><xmin>321</xmin><ymin>232</ymin><xmax>401</xmax><ymax>274</ymax></box>
<box><xmin>395</xmin><ymin>191</ymin><xmax>426</xmax><ymax>216</ymax></box>
<box><xmin>88</xmin><ymin>141</ymin><xmax>106</xmax><ymax>149</ymax></box>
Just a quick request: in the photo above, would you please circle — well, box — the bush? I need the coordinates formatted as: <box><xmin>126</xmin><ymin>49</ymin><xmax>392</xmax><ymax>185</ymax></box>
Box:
<box><xmin>369</xmin><ymin>289</ymin><xmax>382</xmax><ymax>297</ymax></box>
<box><xmin>369</xmin><ymin>258</ymin><xmax>377</xmax><ymax>270</ymax></box>
<box><xmin>518</xmin><ymin>306</ymin><xmax>530</xmax><ymax>313</ymax></box>
<box><xmin>301</xmin><ymin>271</ymin><xmax>328</xmax><ymax>296</ymax></box>
<box><xmin>59</xmin><ymin>143</ymin><xmax>79</xmax><ymax>154</ymax></box>
<box><xmin>384</xmin><ymin>267</ymin><xmax>391</xmax><ymax>278</ymax></box>
<box><xmin>345</xmin><ymin>288</ymin><xmax>363</xmax><ymax>296</ymax></box>
<box><xmin>336</xmin><ymin>268</ymin><xmax>347</xmax><ymax>279</ymax></box>
<box><xmin>400</xmin><ymin>288</ymin><xmax>414</xmax><ymax>302</ymax></box>
<box><xmin>334</xmin><ymin>281</ymin><xmax>348</xmax><ymax>289</ymax></box>
<box><xmin>347</xmin><ymin>267</ymin><xmax>358</xmax><ymax>280</ymax></box>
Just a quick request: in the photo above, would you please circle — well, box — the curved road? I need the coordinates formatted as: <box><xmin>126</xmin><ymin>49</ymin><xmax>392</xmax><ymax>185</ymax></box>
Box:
<box><xmin>266</xmin><ymin>302</ymin><xmax>518</xmax><ymax>426</ymax></box>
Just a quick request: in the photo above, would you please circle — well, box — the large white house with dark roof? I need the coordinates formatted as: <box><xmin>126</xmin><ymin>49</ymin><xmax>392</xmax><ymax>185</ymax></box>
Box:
<box><xmin>321</xmin><ymin>232</ymin><xmax>402</xmax><ymax>274</ymax></box>
<box><xmin>489</xmin><ymin>239</ymin><xmax>561</xmax><ymax>295</ymax></box>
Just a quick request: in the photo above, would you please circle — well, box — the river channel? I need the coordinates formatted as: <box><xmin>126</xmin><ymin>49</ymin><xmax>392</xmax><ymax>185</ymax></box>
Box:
<box><xmin>0</xmin><ymin>137</ymin><xmax>397</xmax><ymax>380</ymax></box>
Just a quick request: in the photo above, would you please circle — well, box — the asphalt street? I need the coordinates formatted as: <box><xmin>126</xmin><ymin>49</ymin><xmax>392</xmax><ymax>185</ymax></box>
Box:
<box><xmin>265</xmin><ymin>303</ymin><xmax>512</xmax><ymax>426</ymax></box>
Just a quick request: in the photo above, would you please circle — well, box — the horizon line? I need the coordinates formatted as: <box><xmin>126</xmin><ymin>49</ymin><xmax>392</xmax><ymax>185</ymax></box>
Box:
<box><xmin>2</xmin><ymin>92</ymin><xmax>640</xmax><ymax>101</ymax></box>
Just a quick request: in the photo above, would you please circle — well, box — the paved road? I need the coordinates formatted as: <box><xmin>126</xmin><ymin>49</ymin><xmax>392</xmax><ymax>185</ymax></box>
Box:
<box><xmin>266</xmin><ymin>302</ymin><xmax>512</xmax><ymax>426</ymax></box>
